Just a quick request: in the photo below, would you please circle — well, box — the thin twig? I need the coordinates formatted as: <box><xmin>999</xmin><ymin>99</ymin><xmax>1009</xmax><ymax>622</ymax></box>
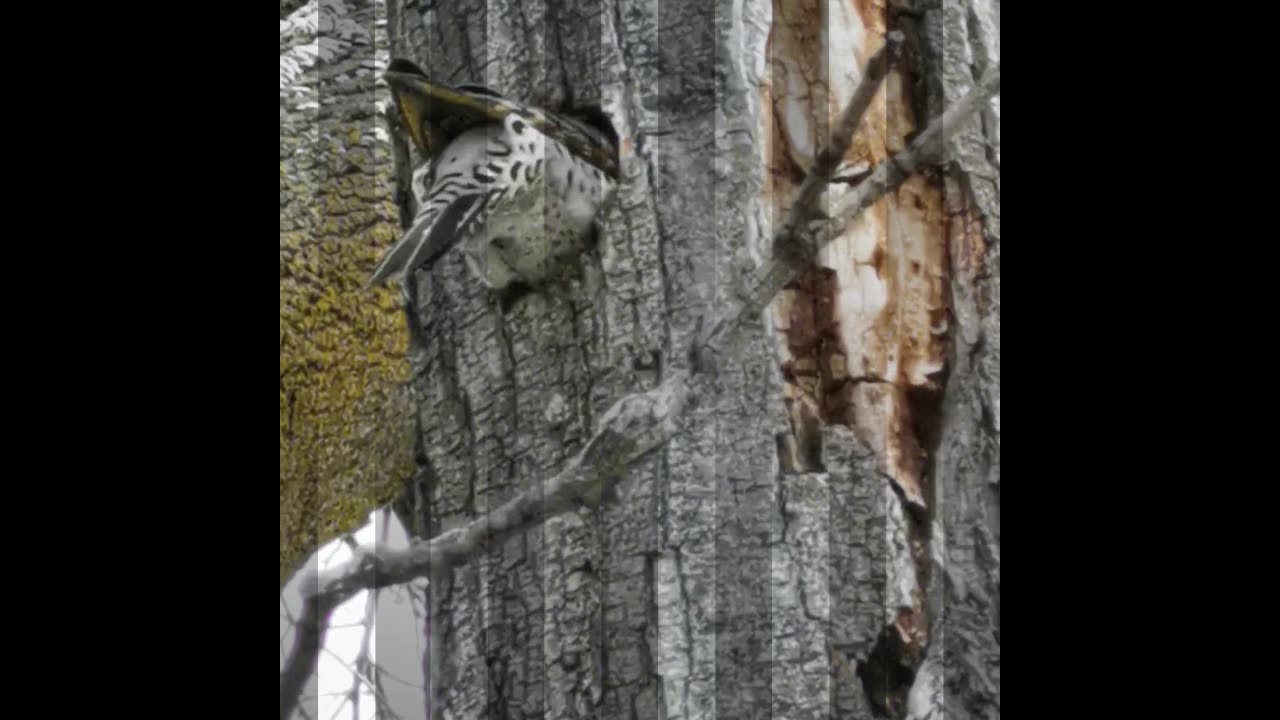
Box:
<box><xmin>321</xmin><ymin>646</ymin><xmax>403</xmax><ymax>717</ymax></box>
<box><xmin>326</xmin><ymin>693</ymin><xmax>350</xmax><ymax>720</ymax></box>
<box><xmin>351</xmin><ymin>587</ymin><xmax>374</xmax><ymax>718</ymax></box>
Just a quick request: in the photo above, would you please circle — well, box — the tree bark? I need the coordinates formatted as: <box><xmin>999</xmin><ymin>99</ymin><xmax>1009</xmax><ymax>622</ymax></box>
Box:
<box><xmin>280</xmin><ymin>0</ymin><xmax>998</xmax><ymax>717</ymax></box>
<box><xmin>280</xmin><ymin>0</ymin><xmax>417</xmax><ymax>585</ymax></box>
<box><xmin>901</xmin><ymin>2</ymin><xmax>1000</xmax><ymax>717</ymax></box>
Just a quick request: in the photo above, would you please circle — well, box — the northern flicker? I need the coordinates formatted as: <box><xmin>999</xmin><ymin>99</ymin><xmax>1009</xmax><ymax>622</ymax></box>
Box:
<box><xmin>369</xmin><ymin>59</ymin><xmax>619</xmax><ymax>340</ymax></box>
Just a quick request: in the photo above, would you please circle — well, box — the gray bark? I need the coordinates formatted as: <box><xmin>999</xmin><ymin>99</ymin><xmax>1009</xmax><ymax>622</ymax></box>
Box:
<box><xmin>906</xmin><ymin>1</ymin><xmax>1001</xmax><ymax>718</ymax></box>
<box><xmin>280</xmin><ymin>0</ymin><xmax>999</xmax><ymax>718</ymax></box>
<box><xmin>392</xmin><ymin>2</ymin><xmax>783</xmax><ymax>717</ymax></box>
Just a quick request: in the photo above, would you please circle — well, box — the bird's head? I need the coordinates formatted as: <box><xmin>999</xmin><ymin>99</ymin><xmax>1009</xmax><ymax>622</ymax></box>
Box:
<box><xmin>383</xmin><ymin>58</ymin><xmax>620</xmax><ymax>180</ymax></box>
<box><xmin>384</xmin><ymin>59</ymin><xmax>516</xmax><ymax>158</ymax></box>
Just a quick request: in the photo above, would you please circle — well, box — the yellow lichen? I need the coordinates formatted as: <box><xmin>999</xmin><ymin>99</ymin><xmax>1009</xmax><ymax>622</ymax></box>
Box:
<box><xmin>279</xmin><ymin>128</ymin><xmax>414</xmax><ymax>584</ymax></box>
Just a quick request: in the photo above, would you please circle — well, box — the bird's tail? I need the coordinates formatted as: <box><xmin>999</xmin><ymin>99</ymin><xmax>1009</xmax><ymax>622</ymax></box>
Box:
<box><xmin>365</xmin><ymin>227</ymin><xmax>421</xmax><ymax>291</ymax></box>
<box><xmin>365</xmin><ymin>193</ymin><xmax>484</xmax><ymax>291</ymax></box>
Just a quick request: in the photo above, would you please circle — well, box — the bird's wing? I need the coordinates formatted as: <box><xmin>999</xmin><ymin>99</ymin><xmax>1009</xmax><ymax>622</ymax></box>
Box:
<box><xmin>366</xmin><ymin>186</ymin><xmax>514</xmax><ymax>290</ymax></box>
<box><xmin>367</xmin><ymin>216</ymin><xmax>427</xmax><ymax>288</ymax></box>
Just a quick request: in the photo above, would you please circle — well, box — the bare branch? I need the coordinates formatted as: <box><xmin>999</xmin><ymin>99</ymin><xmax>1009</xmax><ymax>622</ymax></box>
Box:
<box><xmin>282</xmin><ymin>590</ymin><xmax>343</xmax><ymax>720</ymax></box>
<box><xmin>831</xmin><ymin>66</ymin><xmax>1001</xmax><ymax>220</ymax></box>
<box><xmin>279</xmin><ymin>57</ymin><xmax>999</xmax><ymax>719</ymax></box>
<box><xmin>773</xmin><ymin>32</ymin><xmax>903</xmax><ymax>269</ymax></box>
<box><xmin>280</xmin><ymin>375</ymin><xmax>690</xmax><ymax>719</ymax></box>
<box><xmin>699</xmin><ymin>65</ymin><xmax>1001</xmax><ymax>360</ymax></box>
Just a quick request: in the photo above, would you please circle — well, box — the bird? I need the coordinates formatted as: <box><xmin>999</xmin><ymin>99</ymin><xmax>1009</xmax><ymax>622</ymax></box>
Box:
<box><xmin>368</xmin><ymin>59</ymin><xmax>620</xmax><ymax>345</ymax></box>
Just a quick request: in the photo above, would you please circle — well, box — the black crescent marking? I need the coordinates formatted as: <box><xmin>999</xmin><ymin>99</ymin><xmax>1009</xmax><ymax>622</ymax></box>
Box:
<box><xmin>424</xmin><ymin>185</ymin><xmax>465</xmax><ymax>201</ymax></box>
<box><xmin>428</xmin><ymin>180</ymin><xmax>470</xmax><ymax>195</ymax></box>
<box><xmin>489</xmin><ymin>137</ymin><xmax>512</xmax><ymax>156</ymax></box>
<box><xmin>454</xmin><ymin>83</ymin><xmax>505</xmax><ymax>99</ymax></box>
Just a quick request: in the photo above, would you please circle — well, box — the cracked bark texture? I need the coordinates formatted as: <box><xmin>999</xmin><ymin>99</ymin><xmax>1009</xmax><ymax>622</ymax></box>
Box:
<box><xmin>282</xmin><ymin>0</ymin><xmax>997</xmax><ymax>717</ymax></box>
<box><xmin>389</xmin><ymin>1</ymin><xmax>787</xmax><ymax>718</ymax></box>
<box><xmin>767</xmin><ymin>1</ymin><xmax>998</xmax><ymax>718</ymax></box>
<box><xmin>384</xmin><ymin>1</ymin><xmax>788</xmax><ymax>712</ymax></box>
<box><xmin>903</xmin><ymin>1</ymin><xmax>1000</xmax><ymax>718</ymax></box>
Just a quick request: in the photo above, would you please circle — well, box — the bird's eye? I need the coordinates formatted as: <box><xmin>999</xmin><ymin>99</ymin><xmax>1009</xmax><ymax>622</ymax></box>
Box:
<box><xmin>510</xmin><ymin>117</ymin><xmax>526</xmax><ymax>135</ymax></box>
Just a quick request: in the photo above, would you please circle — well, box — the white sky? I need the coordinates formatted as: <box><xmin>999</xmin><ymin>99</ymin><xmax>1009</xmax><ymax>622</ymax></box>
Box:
<box><xmin>281</xmin><ymin>508</ymin><xmax>431</xmax><ymax>720</ymax></box>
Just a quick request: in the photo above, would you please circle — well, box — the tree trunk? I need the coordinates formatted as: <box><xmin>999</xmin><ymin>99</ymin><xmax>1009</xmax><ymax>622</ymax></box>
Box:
<box><xmin>280</xmin><ymin>0</ymin><xmax>998</xmax><ymax>717</ymax></box>
<box><xmin>280</xmin><ymin>0</ymin><xmax>417</xmax><ymax>585</ymax></box>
